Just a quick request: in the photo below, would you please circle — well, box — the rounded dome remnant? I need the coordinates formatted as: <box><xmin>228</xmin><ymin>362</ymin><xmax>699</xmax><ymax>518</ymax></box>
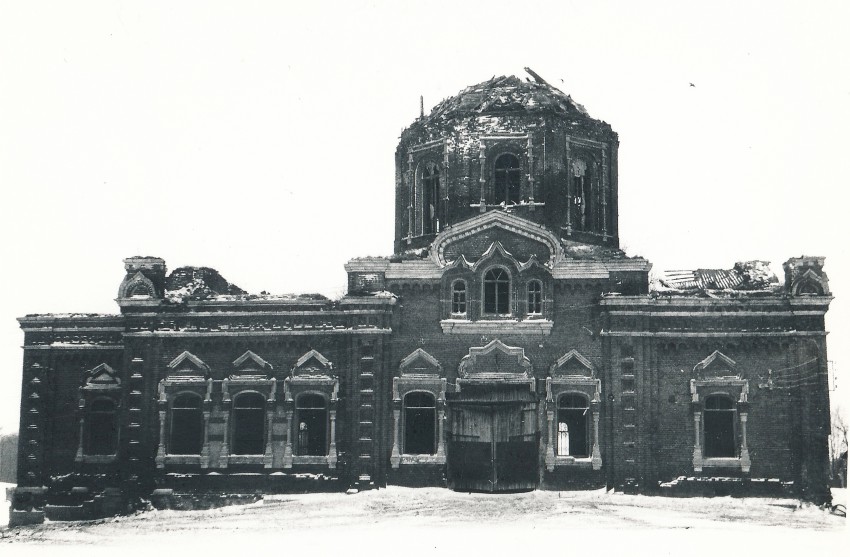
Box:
<box><xmin>394</xmin><ymin>71</ymin><xmax>620</xmax><ymax>254</ymax></box>
<box><xmin>422</xmin><ymin>75</ymin><xmax>591</xmax><ymax>124</ymax></box>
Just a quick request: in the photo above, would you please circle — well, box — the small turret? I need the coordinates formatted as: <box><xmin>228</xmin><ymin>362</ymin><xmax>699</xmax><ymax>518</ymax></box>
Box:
<box><xmin>783</xmin><ymin>256</ymin><xmax>829</xmax><ymax>296</ymax></box>
<box><xmin>117</xmin><ymin>256</ymin><xmax>166</xmax><ymax>301</ymax></box>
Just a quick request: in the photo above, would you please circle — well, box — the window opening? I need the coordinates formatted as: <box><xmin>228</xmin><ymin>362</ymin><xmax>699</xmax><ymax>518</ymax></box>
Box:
<box><xmin>296</xmin><ymin>393</ymin><xmax>328</xmax><ymax>456</ymax></box>
<box><xmin>128</xmin><ymin>284</ymin><xmax>152</xmax><ymax>297</ymax></box>
<box><xmin>422</xmin><ymin>163</ymin><xmax>441</xmax><ymax>234</ymax></box>
<box><xmin>483</xmin><ymin>268</ymin><xmax>510</xmax><ymax>315</ymax></box>
<box><xmin>571</xmin><ymin>159</ymin><xmax>590</xmax><ymax>231</ymax></box>
<box><xmin>798</xmin><ymin>282</ymin><xmax>821</xmax><ymax>295</ymax></box>
<box><xmin>704</xmin><ymin>395</ymin><xmax>736</xmax><ymax>458</ymax></box>
<box><xmin>494</xmin><ymin>154</ymin><xmax>521</xmax><ymax>205</ymax></box>
<box><xmin>232</xmin><ymin>392</ymin><xmax>265</xmax><ymax>455</ymax></box>
<box><xmin>169</xmin><ymin>393</ymin><xmax>203</xmax><ymax>455</ymax></box>
<box><xmin>85</xmin><ymin>398</ymin><xmax>118</xmax><ymax>456</ymax></box>
<box><xmin>527</xmin><ymin>280</ymin><xmax>542</xmax><ymax>315</ymax></box>
<box><xmin>557</xmin><ymin>394</ymin><xmax>589</xmax><ymax>457</ymax></box>
<box><xmin>557</xmin><ymin>422</ymin><xmax>570</xmax><ymax>456</ymax></box>
<box><xmin>404</xmin><ymin>392</ymin><xmax>437</xmax><ymax>455</ymax></box>
<box><xmin>452</xmin><ymin>281</ymin><xmax>467</xmax><ymax>315</ymax></box>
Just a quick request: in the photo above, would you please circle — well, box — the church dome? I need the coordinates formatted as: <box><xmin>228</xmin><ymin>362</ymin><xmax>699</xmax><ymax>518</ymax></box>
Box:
<box><xmin>420</xmin><ymin>74</ymin><xmax>593</xmax><ymax>126</ymax></box>
<box><xmin>395</xmin><ymin>71</ymin><xmax>620</xmax><ymax>254</ymax></box>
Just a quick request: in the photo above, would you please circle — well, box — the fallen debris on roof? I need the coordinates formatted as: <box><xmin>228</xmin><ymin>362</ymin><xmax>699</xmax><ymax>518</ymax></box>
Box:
<box><xmin>653</xmin><ymin>261</ymin><xmax>781</xmax><ymax>296</ymax></box>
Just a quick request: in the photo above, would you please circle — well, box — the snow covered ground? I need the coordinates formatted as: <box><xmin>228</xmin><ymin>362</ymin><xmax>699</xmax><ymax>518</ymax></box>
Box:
<box><xmin>0</xmin><ymin>482</ymin><xmax>10</xmax><ymax>529</ymax></box>
<box><xmin>0</xmin><ymin>486</ymin><xmax>845</xmax><ymax>555</ymax></box>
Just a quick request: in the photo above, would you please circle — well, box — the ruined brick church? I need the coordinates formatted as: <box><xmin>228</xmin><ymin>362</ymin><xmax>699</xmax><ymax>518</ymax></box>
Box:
<box><xmin>9</xmin><ymin>73</ymin><xmax>833</xmax><ymax>524</ymax></box>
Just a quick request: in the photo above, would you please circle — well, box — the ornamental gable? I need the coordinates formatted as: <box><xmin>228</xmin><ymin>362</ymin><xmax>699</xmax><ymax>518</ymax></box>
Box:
<box><xmin>292</xmin><ymin>349</ymin><xmax>334</xmax><ymax>378</ymax></box>
<box><xmin>693</xmin><ymin>350</ymin><xmax>738</xmax><ymax>379</ymax></box>
<box><xmin>231</xmin><ymin>350</ymin><xmax>273</xmax><ymax>379</ymax></box>
<box><xmin>166</xmin><ymin>351</ymin><xmax>211</xmax><ymax>379</ymax></box>
<box><xmin>550</xmin><ymin>350</ymin><xmax>595</xmax><ymax>379</ymax></box>
<box><xmin>458</xmin><ymin>339</ymin><xmax>533</xmax><ymax>378</ymax></box>
<box><xmin>399</xmin><ymin>348</ymin><xmax>442</xmax><ymax>377</ymax></box>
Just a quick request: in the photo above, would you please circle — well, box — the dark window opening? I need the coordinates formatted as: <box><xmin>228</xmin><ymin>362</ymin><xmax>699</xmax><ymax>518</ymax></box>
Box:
<box><xmin>404</xmin><ymin>392</ymin><xmax>436</xmax><ymax>455</ymax></box>
<box><xmin>296</xmin><ymin>394</ymin><xmax>328</xmax><ymax>456</ymax></box>
<box><xmin>128</xmin><ymin>284</ymin><xmax>152</xmax><ymax>297</ymax></box>
<box><xmin>572</xmin><ymin>175</ymin><xmax>593</xmax><ymax>231</ymax></box>
<box><xmin>494</xmin><ymin>154</ymin><xmax>521</xmax><ymax>205</ymax></box>
<box><xmin>557</xmin><ymin>394</ymin><xmax>589</xmax><ymax>457</ymax></box>
<box><xmin>452</xmin><ymin>281</ymin><xmax>467</xmax><ymax>315</ymax></box>
<box><xmin>85</xmin><ymin>398</ymin><xmax>118</xmax><ymax>456</ymax></box>
<box><xmin>527</xmin><ymin>280</ymin><xmax>542</xmax><ymax>314</ymax></box>
<box><xmin>422</xmin><ymin>163</ymin><xmax>441</xmax><ymax>234</ymax></box>
<box><xmin>232</xmin><ymin>392</ymin><xmax>265</xmax><ymax>455</ymax></box>
<box><xmin>704</xmin><ymin>395</ymin><xmax>736</xmax><ymax>458</ymax></box>
<box><xmin>483</xmin><ymin>268</ymin><xmax>510</xmax><ymax>315</ymax></box>
<box><xmin>169</xmin><ymin>393</ymin><xmax>203</xmax><ymax>455</ymax></box>
<box><xmin>798</xmin><ymin>282</ymin><xmax>822</xmax><ymax>295</ymax></box>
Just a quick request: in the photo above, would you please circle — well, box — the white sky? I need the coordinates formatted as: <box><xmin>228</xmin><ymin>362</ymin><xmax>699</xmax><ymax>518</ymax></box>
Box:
<box><xmin>0</xmin><ymin>0</ymin><xmax>847</xmax><ymax>432</ymax></box>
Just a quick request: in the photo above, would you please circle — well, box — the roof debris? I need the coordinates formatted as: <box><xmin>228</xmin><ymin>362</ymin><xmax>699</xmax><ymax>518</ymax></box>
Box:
<box><xmin>419</xmin><ymin>75</ymin><xmax>590</xmax><ymax>125</ymax></box>
<box><xmin>654</xmin><ymin>261</ymin><xmax>780</xmax><ymax>296</ymax></box>
<box><xmin>163</xmin><ymin>266</ymin><xmax>328</xmax><ymax>304</ymax></box>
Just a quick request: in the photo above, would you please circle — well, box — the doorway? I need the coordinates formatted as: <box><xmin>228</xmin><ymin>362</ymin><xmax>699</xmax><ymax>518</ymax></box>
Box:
<box><xmin>446</xmin><ymin>388</ymin><xmax>539</xmax><ymax>492</ymax></box>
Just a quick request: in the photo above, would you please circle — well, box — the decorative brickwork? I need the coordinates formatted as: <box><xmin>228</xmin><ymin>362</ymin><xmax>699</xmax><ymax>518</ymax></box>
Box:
<box><xmin>10</xmin><ymin>72</ymin><xmax>834</xmax><ymax>522</ymax></box>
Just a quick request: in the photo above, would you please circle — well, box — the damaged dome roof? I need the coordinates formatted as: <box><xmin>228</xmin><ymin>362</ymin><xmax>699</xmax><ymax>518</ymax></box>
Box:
<box><xmin>422</xmin><ymin>74</ymin><xmax>591</xmax><ymax>123</ymax></box>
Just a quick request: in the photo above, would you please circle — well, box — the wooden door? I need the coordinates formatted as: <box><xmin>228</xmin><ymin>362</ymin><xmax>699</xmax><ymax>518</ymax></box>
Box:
<box><xmin>447</xmin><ymin>401</ymin><xmax>539</xmax><ymax>492</ymax></box>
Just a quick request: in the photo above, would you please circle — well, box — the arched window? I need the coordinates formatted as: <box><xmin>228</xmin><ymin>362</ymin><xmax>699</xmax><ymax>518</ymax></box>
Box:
<box><xmin>797</xmin><ymin>282</ymin><xmax>822</xmax><ymax>295</ymax></box>
<box><xmin>128</xmin><ymin>283</ymin><xmax>152</xmax><ymax>297</ymax></box>
<box><xmin>169</xmin><ymin>393</ymin><xmax>203</xmax><ymax>455</ymax></box>
<box><xmin>704</xmin><ymin>395</ymin><xmax>736</xmax><ymax>458</ymax></box>
<box><xmin>232</xmin><ymin>392</ymin><xmax>265</xmax><ymax>455</ymax></box>
<box><xmin>483</xmin><ymin>268</ymin><xmax>511</xmax><ymax>315</ymax></box>
<box><xmin>85</xmin><ymin>398</ymin><xmax>118</xmax><ymax>456</ymax></box>
<box><xmin>527</xmin><ymin>280</ymin><xmax>542</xmax><ymax>315</ymax></box>
<box><xmin>422</xmin><ymin>163</ymin><xmax>441</xmax><ymax>235</ymax></box>
<box><xmin>451</xmin><ymin>280</ymin><xmax>467</xmax><ymax>315</ymax></box>
<box><xmin>557</xmin><ymin>394</ymin><xmax>589</xmax><ymax>457</ymax></box>
<box><xmin>404</xmin><ymin>392</ymin><xmax>436</xmax><ymax>455</ymax></box>
<box><xmin>296</xmin><ymin>394</ymin><xmax>328</xmax><ymax>456</ymax></box>
<box><xmin>494</xmin><ymin>154</ymin><xmax>521</xmax><ymax>205</ymax></box>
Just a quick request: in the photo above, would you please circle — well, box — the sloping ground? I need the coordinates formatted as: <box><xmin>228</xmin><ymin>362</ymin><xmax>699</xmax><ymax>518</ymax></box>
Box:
<box><xmin>1</xmin><ymin>487</ymin><xmax>845</xmax><ymax>552</ymax></box>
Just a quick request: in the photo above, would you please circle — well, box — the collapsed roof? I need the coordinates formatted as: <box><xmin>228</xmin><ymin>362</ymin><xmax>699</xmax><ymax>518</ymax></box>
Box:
<box><xmin>164</xmin><ymin>266</ymin><xmax>327</xmax><ymax>303</ymax></box>
<box><xmin>653</xmin><ymin>261</ymin><xmax>781</xmax><ymax>296</ymax></box>
<box><xmin>419</xmin><ymin>74</ymin><xmax>593</xmax><ymax>126</ymax></box>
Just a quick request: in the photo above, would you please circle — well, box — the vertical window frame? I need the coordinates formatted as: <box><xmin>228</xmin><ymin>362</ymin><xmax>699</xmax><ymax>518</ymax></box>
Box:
<box><xmin>494</xmin><ymin>153</ymin><xmax>521</xmax><ymax>205</ymax></box>
<box><xmin>482</xmin><ymin>267</ymin><xmax>511</xmax><ymax>317</ymax></box>
<box><xmin>84</xmin><ymin>397</ymin><xmax>119</xmax><ymax>457</ymax></box>
<box><xmin>295</xmin><ymin>392</ymin><xmax>329</xmax><ymax>457</ymax></box>
<box><xmin>402</xmin><ymin>391</ymin><xmax>437</xmax><ymax>456</ymax></box>
<box><xmin>527</xmin><ymin>279</ymin><xmax>543</xmax><ymax>316</ymax></box>
<box><xmin>168</xmin><ymin>392</ymin><xmax>204</xmax><ymax>456</ymax></box>
<box><xmin>451</xmin><ymin>279</ymin><xmax>467</xmax><ymax>316</ymax></box>
<box><xmin>702</xmin><ymin>394</ymin><xmax>738</xmax><ymax>459</ymax></box>
<box><xmin>556</xmin><ymin>393</ymin><xmax>590</xmax><ymax>458</ymax></box>
<box><xmin>231</xmin><ymin>391</ymin><xmax>266</xmax><ymax>456</ymax></box>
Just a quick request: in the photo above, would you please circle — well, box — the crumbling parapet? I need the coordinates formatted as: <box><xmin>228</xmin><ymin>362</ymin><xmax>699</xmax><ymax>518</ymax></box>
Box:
<box><xmin>783</xmin><ymin>256</ymin><xmax>829</xmax><ymax>296</ymax></box>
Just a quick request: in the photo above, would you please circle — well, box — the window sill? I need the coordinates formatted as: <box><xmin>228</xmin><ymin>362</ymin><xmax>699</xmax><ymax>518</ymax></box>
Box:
<box><xmin>553</xmin><ymin>456</ymin><xmax>593</xmax><ymax>468</ymax></box>
<box><xmin>164</xmin><ymin>455</ymin><xmax>202</xmax><ymax>465</ymax></box>
<box><xmin>291</xmin><ymin>455</ymin><xmax>330</xmax><ymax>466</ymax></box>
<box><xmin>440</xmin><ymin>319</ymin><xmax>553</xmax><ymax>335</ymax></box>
<box><xmin>75</xmin><ymin>454</ymin><xmax>118</xmax><ymax>464</ymax></box>
<box><xmin>228</xmin><ymin>455</ymin><xmax>265</xmax><ymax>465</ymax></box>
<box><xmin>701</xmin><ymin>457</ymin><xmax>743</xmax><ymax>468</ymax></box>
<box><xmin>400</xmin><ymin>454</ymin><xmax>446</xmax><ymax>465</ymax></box>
